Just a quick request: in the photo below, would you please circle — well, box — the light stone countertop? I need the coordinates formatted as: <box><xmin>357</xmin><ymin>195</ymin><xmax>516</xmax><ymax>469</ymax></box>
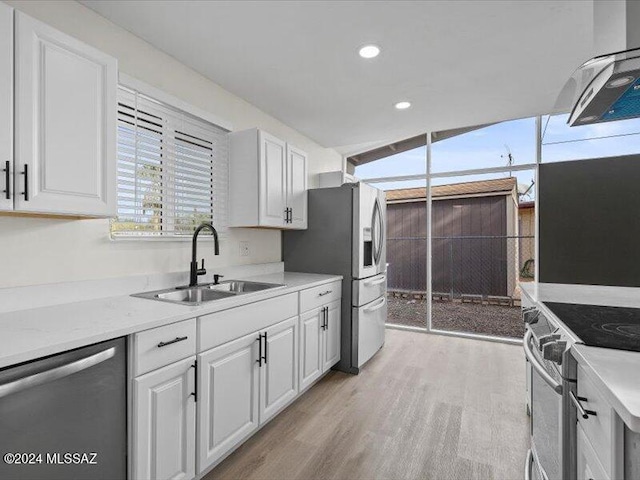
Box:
<box><xmin>0</xmin><ymin>271</ymin><xmax>342</xmax><ymax>369</ymax></box>
<box><xmin>520</xmin><ymin>282</ymin><xmax>640</xmax><ymax>432</ymax></box>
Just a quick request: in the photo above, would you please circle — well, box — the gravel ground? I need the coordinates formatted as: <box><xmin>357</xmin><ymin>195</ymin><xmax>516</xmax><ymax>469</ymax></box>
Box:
<box><xmin>386</xmin><ymin>295</ymin><xmax>524</xmax><ymax>338</ymax></box>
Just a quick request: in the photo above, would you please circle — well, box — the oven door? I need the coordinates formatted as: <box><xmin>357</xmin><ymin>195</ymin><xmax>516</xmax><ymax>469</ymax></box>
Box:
<box><xmin>524</xmin><ymin>329</ymin><xmax>563</xmax><ymax>480</ymax></box>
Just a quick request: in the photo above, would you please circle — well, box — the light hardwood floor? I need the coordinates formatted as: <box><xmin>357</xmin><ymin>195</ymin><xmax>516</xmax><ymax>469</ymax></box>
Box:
<box><xmin>205</xmin><ymin>329</ymin><xmax>530</xmax><ymax>480</ymax></box>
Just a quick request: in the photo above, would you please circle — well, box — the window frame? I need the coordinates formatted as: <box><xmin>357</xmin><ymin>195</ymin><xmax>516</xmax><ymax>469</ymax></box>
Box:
<box><xmin>111</xmin><ymin>74</ymin><xmax>232</xmax><ymax>242</ymax></box>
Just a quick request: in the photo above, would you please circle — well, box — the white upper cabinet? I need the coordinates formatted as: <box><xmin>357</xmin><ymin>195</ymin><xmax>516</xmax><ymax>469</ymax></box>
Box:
<box><xmin>229</xmin><ymin>128</ymin><xmax>308</xmax><ymax>229</ymax></box>
<box><xmin>0</xmin><ymin>2</ymin><xmax>13</xmax><ymax>212</ymax></box>
<box><xmin>13</xmin><ymin>12</ymin><xmax>117</xmax><ymax>216</ymax></box>
<box><xmin>286</xmin><ymin>144</ymin><xmax>308</xmax><ymax>229</ymax></box>
<box><xmin>260</xmin><ymin>131</ymin><xmax>287</xmax><ymax>227</ymax></box>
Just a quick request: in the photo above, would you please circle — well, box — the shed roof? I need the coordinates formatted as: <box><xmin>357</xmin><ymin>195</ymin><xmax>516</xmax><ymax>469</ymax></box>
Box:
<box><xmin>385</xmin><ymin>177</ymin><xmax>517</xmax><ymax>202</ymax></box>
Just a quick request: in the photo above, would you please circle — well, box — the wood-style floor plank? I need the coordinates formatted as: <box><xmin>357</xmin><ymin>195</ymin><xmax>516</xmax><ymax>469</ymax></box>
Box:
<box><xmin>205</xmin><ymin>329</ymin><xmax>529</xmax><ymax>480</ymax></box>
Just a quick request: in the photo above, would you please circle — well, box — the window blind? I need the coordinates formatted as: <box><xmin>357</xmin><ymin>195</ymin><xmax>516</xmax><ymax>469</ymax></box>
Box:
<box><xmin>112</xmin><ymin>86</ymin><xmax>229</xmax><ymax>238</ymax></box>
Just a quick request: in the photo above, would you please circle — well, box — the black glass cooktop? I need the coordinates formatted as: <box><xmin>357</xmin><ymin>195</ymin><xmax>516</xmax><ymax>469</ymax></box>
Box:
<box><xmin>544</xmin><ymin>302</ymin><xmax>640</xmax><ymax>352</ymax></box>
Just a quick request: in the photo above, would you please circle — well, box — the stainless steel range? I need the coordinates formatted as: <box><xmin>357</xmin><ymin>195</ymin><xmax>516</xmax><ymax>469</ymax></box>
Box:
<box><xmin>524</xmin><ymin>300</ymin><xmax>640</xmax><ymax>480</ymax></box>
<box><xmin>523</xmin><ymin>304</ymin><xmax>578</xmax><ymax>480</ymax></box>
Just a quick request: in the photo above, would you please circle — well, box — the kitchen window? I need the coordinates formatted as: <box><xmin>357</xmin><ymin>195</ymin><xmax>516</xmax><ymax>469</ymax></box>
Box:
<box><xmin>111</xmin><ymin>86</ymin><xmax>229</xmax><ymax>238</ymax></box>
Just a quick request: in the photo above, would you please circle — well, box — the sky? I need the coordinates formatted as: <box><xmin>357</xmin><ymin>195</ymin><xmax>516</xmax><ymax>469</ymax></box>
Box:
<box><xmin>355</xmin><ymin>114</ymin><xmax>640</xmax><ymax>200</ymax></box>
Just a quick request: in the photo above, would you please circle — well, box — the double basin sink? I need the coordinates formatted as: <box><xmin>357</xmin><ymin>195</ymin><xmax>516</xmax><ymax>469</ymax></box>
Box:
<box><xmin>133</xmin><ymin>280</ymin><xmax>286</xmax><ymax>306</ymax></box>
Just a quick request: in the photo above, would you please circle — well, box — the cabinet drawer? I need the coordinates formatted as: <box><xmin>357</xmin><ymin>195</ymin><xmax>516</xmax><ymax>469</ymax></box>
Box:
<box><xmin>352</xmin><ymin>273</ymin><xmax>386</xmax><ymax>307</ymax></box>
<box><xmin>198</xmin><ymin>293</ymin><xmax>298</xmax><ymax>352</ymax></box>
<box><xmin>300</xmin><ymin>281</ymin><xmax>341</xmax><ymax>313</ymax></box>
<box><xmin>133</xmin><ymin>319</ymin><xmax>196</xmax><ymax>376</ymax></box>
<box><xmin>577</xmin><ymin>365</ymin><xmax>615</xmax><ymax>477</ymax></box>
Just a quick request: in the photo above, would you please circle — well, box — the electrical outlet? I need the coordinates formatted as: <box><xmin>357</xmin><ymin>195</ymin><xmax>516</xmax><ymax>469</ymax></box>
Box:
<box><xmin>239</xmin><ymin>241</ymin><xmax>250</xmax><ymax>257</ymax></box>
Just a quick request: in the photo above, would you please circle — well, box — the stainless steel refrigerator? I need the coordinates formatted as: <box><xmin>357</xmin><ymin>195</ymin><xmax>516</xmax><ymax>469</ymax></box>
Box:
<box><xmin>283</xmin><ymin>182</ymin><xmax>387</xmax><ymax>374</ymax></box>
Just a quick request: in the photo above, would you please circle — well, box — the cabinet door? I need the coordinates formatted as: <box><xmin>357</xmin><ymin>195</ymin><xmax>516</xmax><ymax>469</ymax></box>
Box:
<box><xmin>260</xmin><ymin>316</ymin><xmax>299</xmax><ymax>424</ymax></box>
<box><xmin>323</xmin><ymin>300</ymin><xmax>341</xmax><ymax>372</ymax></box>
<box><xmin>14</xmin><ymin>12</ymin><xmax>117</xmax><ymax>216</ymax></box>
<box><xmin>0</xmin><ymin>3</ymin><xmax>12</xmax><ymax>212</ymax></box>
<box><xmin>133</xmin><ymin>356</ymin><xmax>196</xmax><ymax>480</ymax></box>
<box><xmin>286</xmin><ymin>144</ymin><xmax>307</xmax><ymax>229</ymax></box>
<box><xmin>577</xmin><ymin>422</ymin><xmax>610</xmax><ymax>480</ymax></box>
<box><xmin>259</xmin><ymin>130</ymin><xmax>286</xmax><ymax>227</ymax></box>
<box><xmin>299</xmin><ymin>308</ymin><xmax>322</xmax><ymax>391</ymax></box>
<box><xmin>198</xmin><ymin>332</ymin><xmax>260</xmax><ymax>473</ymax></box>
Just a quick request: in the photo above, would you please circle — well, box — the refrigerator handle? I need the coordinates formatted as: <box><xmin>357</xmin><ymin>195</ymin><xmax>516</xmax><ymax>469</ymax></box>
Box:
<box><xmin>372</xmin><ymin>197</ymin><xmax>384</xmax><ymax>265</ymax></box>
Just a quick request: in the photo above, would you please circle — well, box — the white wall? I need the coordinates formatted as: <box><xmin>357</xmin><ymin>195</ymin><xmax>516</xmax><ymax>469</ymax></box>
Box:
<box><xmin>1</xmin><ymin>0</ymin><xmax>343</xmax><ymax>288</ymax></box>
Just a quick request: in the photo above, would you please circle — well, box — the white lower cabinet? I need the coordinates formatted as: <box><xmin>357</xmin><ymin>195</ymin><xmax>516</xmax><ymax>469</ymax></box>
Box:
<box><xmin>197</xmin><ymin>316</ymin><xmax>300</xmax><ymax>474</ymax></box>
<box><xmin>577</xmin><ymin>422</ymin><xmax>610</xmax><ymax>480</ymax></box>
<box><xmin>133</xmin><ymin>356</ymin><xmax>196</xmax><ymax>480</ymax></box>
<box><xmin>323</xmin><ymin>300</ymin><xmax>341</xmax><ymax>371</ymax></box>
<box><xmin>260</xmin><ymin>316</ymin><xmax>299</xmax><ymax>423</ymax></box>
<box><xmin>300</xmin><ymin>299</ymin><xmax>341</xmax><ymax>391</ymax></box>
<box><xmin>299</xmin><ymin>309</ymin><xmax>323</xmax><ymax>390</ymax></box>
<box><xmin>131</xmin><ymin>283</ymin><xmax>341</xmax><ymax>480</ymax></box>
<box><xmin>197</xmin><ymin>331</ymin><xmax>260</xmax><ymax>473</ymax></box>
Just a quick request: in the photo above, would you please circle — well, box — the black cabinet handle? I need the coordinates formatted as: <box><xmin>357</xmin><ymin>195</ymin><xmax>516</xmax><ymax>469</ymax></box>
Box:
<box><xmin>157</xmin><ymin>336</ymin><xmax>188</xmax><ymax>348</ymax></box>
<box><xmin>190</xmin><ymin>362</ymin><xmax>198</xmax><ymax>402</ymax></box>
<box><xmin>570</xmin><ymin>391</ymin><xmax>597</xmax><ymax>419</ymax></box>
<box><xmin>263</xmin><ymin>332</ymin><xmax>268</xmax><ymax>364</ymax></box>
<box><xmin>22</xmin><ymin>164</ymin><xmax>28</xmax><ymax>201</ymax></box>
<box><xmin>325</xmin><ymin>307</ymin><xmax>329</xmax><ymax>330</ymax></box>
<box><xmin>3</xmin><ymin>161</ymin><xmax>9</xmax><ymax>200</ymax></box>
<box><xmin>256</xmin><ymin>334</ymin><xmax>263</xmax><ymax>366</ymax></box>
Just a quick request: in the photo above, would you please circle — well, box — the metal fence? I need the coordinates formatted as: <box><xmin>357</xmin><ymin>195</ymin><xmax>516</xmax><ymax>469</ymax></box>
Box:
<box><xmin>387</xmin><ymin>235</ymin><xmax>535</xmax><ymax>299</ymax></box>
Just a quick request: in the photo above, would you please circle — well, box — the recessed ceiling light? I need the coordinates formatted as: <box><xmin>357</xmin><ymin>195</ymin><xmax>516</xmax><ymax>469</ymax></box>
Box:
<box><xmin>358</xmin><ymin>45</ymin><xmax>380</xmax><ymax>59</ymax></box>
<box><xmin>395</xmin><ymin>101</ymin><xmax>411</xmax><ymax>110</ymax></box>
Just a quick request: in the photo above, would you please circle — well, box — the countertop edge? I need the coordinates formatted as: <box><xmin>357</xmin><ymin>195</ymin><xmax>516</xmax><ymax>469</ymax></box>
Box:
<box><xmin>0</xmin><ymin>273</ymin><xmax>342</xmax><ymax>369</ymax></box>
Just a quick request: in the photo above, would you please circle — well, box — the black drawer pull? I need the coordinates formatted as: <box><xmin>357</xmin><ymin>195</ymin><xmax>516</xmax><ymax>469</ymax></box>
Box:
<box><xmin>318</xmin><ymin>290</ymin><xmax>332</xmax><ymax>297</ymax></box>
<box><xmin>157</xmin><ymin>336</ymin><xmax>188</xmax><ymax>348</ymax></box>
<box><xmin>570</xmin><ymin>391</ymin><xmax>597</xmax><ymax>419</ymax></box>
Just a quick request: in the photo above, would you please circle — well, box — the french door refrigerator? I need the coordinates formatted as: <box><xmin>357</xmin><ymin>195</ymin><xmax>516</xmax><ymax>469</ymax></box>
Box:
<box><xmin>283</xmin><ymin>182</ymin><xmax>387</xmax><ymax>374</ymax></box>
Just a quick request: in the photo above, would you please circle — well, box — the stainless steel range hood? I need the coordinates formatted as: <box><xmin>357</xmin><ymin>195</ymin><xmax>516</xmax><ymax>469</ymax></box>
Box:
<box><xmin>559</xmin><ymin>0</ymin><xmax>640</xmax><ymax>127</ymax></box>
<box><xmin>564</xmin><ymin>48</ymin><xmax>640</xmax><ymax>127</ymax></box>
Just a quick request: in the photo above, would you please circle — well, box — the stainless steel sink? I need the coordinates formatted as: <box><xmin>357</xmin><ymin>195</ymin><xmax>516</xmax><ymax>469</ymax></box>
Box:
<box><xmin>208</xmin><ymin>280</ymin><xmax>284</xmax><ymax>294</ymax></box>
<box><xmin>132</xmin><ymin>280</ymin><xmax>285</xmax><ymax>305</ymax></box>
<box><xmin>156</xmin><ymin>287</ymin><xmax>236</xmax><ymax>304</ymax></box>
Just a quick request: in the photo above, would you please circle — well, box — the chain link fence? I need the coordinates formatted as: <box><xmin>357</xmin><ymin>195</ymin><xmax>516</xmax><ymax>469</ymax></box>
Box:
<box><xmin>386</xmin><ymin>235</ymin><xmax>534</xmax><ymax>337</ymax></box>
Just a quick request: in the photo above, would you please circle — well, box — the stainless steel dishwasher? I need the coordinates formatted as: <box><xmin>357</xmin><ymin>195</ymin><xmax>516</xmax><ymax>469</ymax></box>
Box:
<box><xmin>0</xmin><ymin>337</ymin><xmax>127</xmax><ymax>480</ymax></box>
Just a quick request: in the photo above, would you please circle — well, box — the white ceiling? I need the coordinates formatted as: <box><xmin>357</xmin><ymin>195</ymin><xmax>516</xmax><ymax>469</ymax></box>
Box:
<box><xmin>81</xmin><ymin>0</ymin><xmax>595</xmax><ymax>155</ymax></box>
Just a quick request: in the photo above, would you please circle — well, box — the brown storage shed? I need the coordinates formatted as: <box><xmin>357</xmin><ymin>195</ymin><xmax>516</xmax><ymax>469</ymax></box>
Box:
<box><xmin>386</xmin><ymin>177</ymin><xmax>520</xmax><ymax>297</ymax></box>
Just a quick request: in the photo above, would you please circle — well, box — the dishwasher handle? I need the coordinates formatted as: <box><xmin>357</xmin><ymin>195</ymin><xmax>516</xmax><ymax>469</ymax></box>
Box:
<box><xmin>523</xmin><ymin>329</ymin><xmax>563</xmax><ymax>394</ymax></box>
<box><xmin>0</xmin><ymin>347</ymin><xmax>116</xmax><ymax>399</ymax></box>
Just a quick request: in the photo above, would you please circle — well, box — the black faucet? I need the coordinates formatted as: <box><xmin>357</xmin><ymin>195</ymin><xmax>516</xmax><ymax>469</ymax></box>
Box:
<box><xmin>189</xmin><ymin>222</ymin><xmax>221</xmax><ymax>287</ymax></box>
